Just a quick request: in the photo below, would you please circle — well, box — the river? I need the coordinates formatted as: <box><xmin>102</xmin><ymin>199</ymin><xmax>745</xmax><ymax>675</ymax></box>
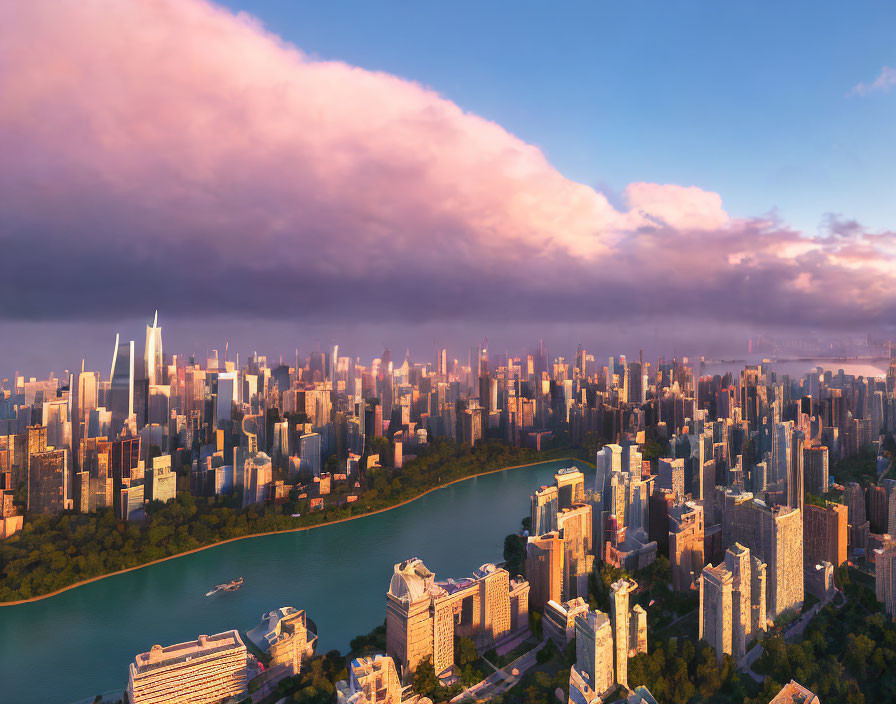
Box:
<box><xmin>0</xmin><ymin>458</ymin><xmax>592</xmax><ymax>704</ymax></box>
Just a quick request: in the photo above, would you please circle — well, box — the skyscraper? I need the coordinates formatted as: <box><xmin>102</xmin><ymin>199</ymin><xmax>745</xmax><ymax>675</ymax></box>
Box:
<box><xmin>698</xmin><ymin>543</ymin><xmax>766</xmax><ymax>662</ymax></box>
<box><xmin>804</xmin><ymin>502</ymin><xmax>847</xmax><ymax>569</ymax></box>
<box><xmin>669</xmin><ymin>501</ymin><xmax>705</xmax><ymax>592</ymax></box>
<box><xmin>571</xmin><ymin>610</ymin><xmax>614</xmax><ymax>699</ymax></box>
<box><xmin>732</xmin><ymin>501</ymin><xmax>803</xmax><ymax>618</ymax></box>
<box><xmin>109</xmin><ymin>334</ymin><xmax>135</xmax><ymax>435</ymax></box>
<box><xmin>385</xmin><ymin>558</ymin><xmax>524</xmax><ymax>680</ymax></box>
<box><xmin>788</xmin><ymin>429</ymin><xmax>805</xmax><ymax>516</ymax></box>
<box><xmin>609</xmin><ymin>578</ymin><xmax>637</xmax><ymax>688</ymax></box>
<box><xmin>143</xmin><ymin>311</ymin><xmax>163</xmax><ymax>386</ymax></box>
<box><xmin>875</xmin><ymin>544</ymin><xmax>896</xmax><ymax>619</ymax></box>
<box><xmin>803</xmin><ymin>445</ymin><xmax>829</xmax><ymax>497</ymax></box>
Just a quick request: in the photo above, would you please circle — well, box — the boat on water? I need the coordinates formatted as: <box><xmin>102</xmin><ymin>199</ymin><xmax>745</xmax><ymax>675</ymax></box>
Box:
<box><xmin>205</xmin><ymin>577</ymin><xmax>243</xmax><ymax>597</ymax></box>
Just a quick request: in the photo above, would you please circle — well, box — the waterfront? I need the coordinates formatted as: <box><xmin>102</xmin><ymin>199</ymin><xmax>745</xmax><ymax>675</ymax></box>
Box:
<box><xmin>0</xmin><ymin>458</ymin><xmax>591</xmax><ymax>704</ymax></box>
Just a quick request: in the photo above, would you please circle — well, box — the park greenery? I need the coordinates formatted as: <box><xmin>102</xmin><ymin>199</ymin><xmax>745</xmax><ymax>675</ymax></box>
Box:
<box><xmin>0</xmin><ymin>439</ymin><xmax>578</xmax><ymax>601</ymax></box>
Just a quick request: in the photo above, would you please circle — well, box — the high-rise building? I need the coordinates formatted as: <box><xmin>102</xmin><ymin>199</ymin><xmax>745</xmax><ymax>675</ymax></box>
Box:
<box><xmin>657</xmin><ymin>458</ymin><xmax>685</xmax><ymax>502</ymax></box>
<box><xmin>27</xmin><ymin>448</ymin><xmax>69</xmax><ymax>514</ymax></box>
<box><xmin>127</xmin><ymin>630</ymin><xmax>248</xmax><ymax>704</ymax></box>
<box><xmin>669</xmin><ymin>501</ymin><xmax>705</xmax><ymax>592</ymax></box>
<box><xmin>609</xmin><ymin>578</ymin><xmax>637</xmax><ymax>688</ymax></box>
<box><xmin>526</xmin><ymin>531</ymin><xmax>563</xmax><ymax>611</ymax></box>
<box><xmin>145</xmin><ymin>455</ymin><xmax>176</xmax><ymax>504</ymax></box>
<box><xmin>732</xmin><ymin>500</ymin><xmax>803</xmax><ymax>618</ymax></box>
<box><xmin>571</xmin><ymin>610</ymin><xmax>614</xmax><ymax>700</ymax></box>
<box><xmin>385</xmin><ymin>558</ymin><xmax>527</xmax><ymax>680</ymax></box>
<box><xmin>531</xmin><ymin>484</ymin><xmax>559</xmax><ymax>536</ymax></box>
<box><xmin>699</xmin><ymin>564</ymin><xmax>733</xmax><ymax>660</ymax></box>
<box><xmin>875</xmin><ymin>544</ymin><xmax>896</xmax><ymax>619</ymax></box>
<box><xmin>336</xmin><ymin>654</ymin><xmax>402</xmax><ymax>704</ymax></box>
<box><xmin>555</xmin><ymin>467</ymin><xmax>585</xmax><ymax>510</ymax></box>
<box><xmin>557</xmin><ymin>503</ymin><xmax>594</xmax><ymax>600</ymax></box>
<box><xmin>803</xmin><ymin>445</ymin><xmax>829</xmax><ymax>497</ymax></box>
<box><xmin>698</xmin><ymin>543</ymin><xmax>767</xmax><ymax>662</ymax></box>
<box><xmin>109</xmin><ymin>334</ymin><xmax>135</xmax><ymax>435</ymax></box>
<box><xmin>788</xmin><ymin>430</ymin><xmax>805</xmax><ymax>516</ymax></box>
<box><xmin>144</xmin><ymin>311</ymin><xmax>163</xmax><ymax>386</ymax></box>
<box><xmin>804</xmin><ymin>502</ymin><xmax>847</xmax><ymax>569</ymax></box>
<box><xmin>215</xmin><ymin>372</ymin><xmax>236</xmax><ymax>424</ymax></box>
<box><xmin>568</xmin><ymin>591</ymin><xmax>647</xmax><ymax>704</ymax></box>
<box><xmin>543</xmin><ymin>597</ymin><xmax>590</xmax><ymax>648</ymax></box>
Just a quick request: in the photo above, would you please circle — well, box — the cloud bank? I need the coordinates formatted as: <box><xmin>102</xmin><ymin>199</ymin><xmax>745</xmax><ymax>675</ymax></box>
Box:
<box><xmin>1</xmin><ymin>0</ymin><xmax>894</xmax><ymax>335</ymax></box>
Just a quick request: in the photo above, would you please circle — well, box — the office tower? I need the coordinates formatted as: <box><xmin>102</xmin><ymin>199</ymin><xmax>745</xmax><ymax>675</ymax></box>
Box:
<box><xmin>732</xmin><ymin>501</ymin><xmax>803</xmax><ymax>618</ymax></box>
<box><xmin>773</xmin><ymin>421</ymin><xmax>792</xmax><ymax>486</ymax></box>
<box><xmin>336</xmin><ymin>654</ymin><xmax>402</xmax><ymax>704</ymax></box>
<box><xmin>75</xmin><ymin>370</ymin><xmax>98</xmax><ymax>430</ymax></box>
<box><xmin>240</xmin><ymin>452</ymin><xmax>273</xmax><ymax>507</ymax></box>
<box><xmin>609</xmin><ymin>579</ymin><xmax>637</xmax><ymax>688</ymax></box>
<box><xmin>329</xmin><ymin>344</ymin><xmax>339</xmax><ymax>383</ymax></box>
<box><xmin>657</xmin><ymin>458</ymin><xmax>685</xmax><ymax>502</ymax></box>
<box><xmin>768</xmin><ymin>681</ymin><xmax>820</xmax><ymax>704</ymax></box>
<box><xmin>25</xmin><ymin>424</ymin><xmax>47</xmax><ymax>483</ymax></box>
<box><xmin>558</xmin><ymin>503</ymin><xmax>594</xmax><ymax>600</ymax></box>
<box><xmin>27</xmin><ymin>448</ymin><xmax>69</xmax><ymax>514</ymax></box>
<box><xmin>127</xmin><ymin>631</ymin><xmax>248</xmax><ymax>704</ymax></box>
<box><xmin>627</xmin><ymin>361</ymin><xmax>643</xmax><ymax>404</ymax></box>
<box><xmin>875</xmin><ymin>544</ymin><xmax>896</xmax><ymax>618</ymax></box>
<box><xmin>145</xmin><ymin>455</ymin><xmax>176</xmax><ymax>504</ymax></box>
<box><xmin>437</xmin><ymin>348</ymin><xmax>448</xmax><ymax>378</ymax></box>
<box><xmin>109</xmin><ymin>334</ymin><xmax>135</xmax><ymax>435</ymax></box>
<box><xmin>570</xmin><ymin>610</ymin><xmax>615</xmax><ymax>700</ymax></box>
<box><xmin>803</xmin><ymin>445</ymin><xmax>829</xmax><ymax>497</ymax></box>
<box><xmin>461</xmin><ymin>408</ymin><xmax>482</xmax><ymax>446</ymax></box>
<box><xmin>144</xmin><ymin>311</ymin><xmax>163</xmax><ymax>386</ymax></box>
<box><xmin>750</xmin><ymin>555</ymin><xmax>767</xmax><ymax>636</ymax></box>
<box><xmin>595</xmin><ymin>444</ymin><xmax>622</xmax><ymax>497</ymax></box>
<box><xmin>804</xmin><ymin>502</ymin><xmax>847</xmax><ymax>568</ymax></box>
<box><xmin>526</xmin><ymin>531</ymin><xmax>563</xmax><ymax>610</ymax></box>
<box><xmin>531</xmin><ymin>484</ymin><xmax>559</xmax><ymax>535</ymax></box>
<box><xmin>215</xmin><ymin>371</ymin><xmax>236</xmax><ymax>424</ymax></box>
<box><xmin>699</xmin><ymin>563</ymin><xmax>732</xmax><ymax>661</ymax></box>
<box><xmin>385</xmin><ymin>558</ymin><xmax>525</xmax><ymax>680</ymax></box>
<box><xmin>788</xmin><ymin>430</ymin><xmax>805</xmax><ymax>515</ymax></box>
<box><xmin>246</xmin><ymin>607</ymin><xmax>316</xmax><ymax>677</ymax></box>
<box><xmin>724</xmin><ymin>543</ymin><xmax>753</xmax><ymax>661</ymax></box>
<box><xmin>299</xmin><ymin>433</ymin><xmax>321</xmax><ymax>479</ymax></box>
<box><xmin>669</xmin><ymin>501</ymin><xmax>705</xmax><ymax>591</ymax></box>
<box><xmin>649</xmin><ymin>488</ymin><xmax>675</xmax><ymax>552</ymax></box>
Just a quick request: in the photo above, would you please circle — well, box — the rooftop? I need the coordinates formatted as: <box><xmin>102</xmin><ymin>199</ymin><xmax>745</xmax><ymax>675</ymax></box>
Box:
<box><xmin>133</xmin><ymin>630</ymin><xmax>245</xmax><ymax>674</ymax></box>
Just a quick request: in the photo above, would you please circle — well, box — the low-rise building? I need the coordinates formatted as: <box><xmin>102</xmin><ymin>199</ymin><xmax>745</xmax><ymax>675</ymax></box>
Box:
<box><xmin>246</xmin><ymin>606</ymin><xmax>317</xmax><ymax>676</ymax></box>
<box><xmin>127</xmin><ymin>630</ymin><xmax>248</xmax><ymax>704</ymax></box>
<box><xmin>336</xmin><ymin>654</ymin><xmax>402</xmax><ymax>704</ymax></box>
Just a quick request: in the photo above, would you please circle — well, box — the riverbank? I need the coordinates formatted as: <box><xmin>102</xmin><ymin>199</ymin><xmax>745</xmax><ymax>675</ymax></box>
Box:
<box><xmin>0</xmin><ymin>450</ymin><xmax>591</xmax><ymax>606</ymax></box>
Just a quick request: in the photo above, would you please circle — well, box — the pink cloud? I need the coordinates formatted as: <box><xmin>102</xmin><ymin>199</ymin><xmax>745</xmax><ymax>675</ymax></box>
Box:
<box><xmin>850</xmin><ymin>66</ymin><xmax>896</xmax><ymax>96</ymax></box>
<box><xmin>0</xmin><ymin>0</ymin><xmax>894</xmax><ymax>334</ymax></box>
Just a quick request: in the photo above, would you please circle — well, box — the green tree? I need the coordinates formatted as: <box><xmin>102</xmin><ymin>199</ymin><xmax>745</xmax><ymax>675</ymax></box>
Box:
<box><xmin>455</xmin><ymin>637</ymin><xmax>479</xmax><ymax>668</ymax></box>
<box><xmin>412</xmin><ymin>657</ymin><xmax>441</xmax><ymax>701</ymax></box>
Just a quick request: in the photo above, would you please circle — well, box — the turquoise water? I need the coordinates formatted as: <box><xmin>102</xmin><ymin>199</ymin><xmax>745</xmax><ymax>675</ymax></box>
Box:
<box><xmin>0</xmin><ymin>458</ymin><xmax>591</xmax><ymax>704</ymax></box>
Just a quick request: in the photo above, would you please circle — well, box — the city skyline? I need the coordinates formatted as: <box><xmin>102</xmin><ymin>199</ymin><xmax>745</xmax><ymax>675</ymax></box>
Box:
<box><xmin>4</xmin><ymin>3</ymin><xmax>896</xmax><ymax>703</ymax></box>
<box><xmin>4</xmin><ymin>0</ymin><xmax>896</xmax><ymax>375</ymax></box>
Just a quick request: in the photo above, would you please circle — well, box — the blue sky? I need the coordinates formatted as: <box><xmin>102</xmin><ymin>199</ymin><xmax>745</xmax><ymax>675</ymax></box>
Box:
<box><xmin>222</xmin><ymin>0</ymin><xmax>896</xmax><ymax>235</ymax></box>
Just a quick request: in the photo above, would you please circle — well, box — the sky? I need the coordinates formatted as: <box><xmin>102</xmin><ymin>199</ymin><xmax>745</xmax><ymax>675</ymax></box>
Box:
<box><xmin>1</xmin><ymin>0</ymin><xmax>895</xmax><ymax>377</ymax></box>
